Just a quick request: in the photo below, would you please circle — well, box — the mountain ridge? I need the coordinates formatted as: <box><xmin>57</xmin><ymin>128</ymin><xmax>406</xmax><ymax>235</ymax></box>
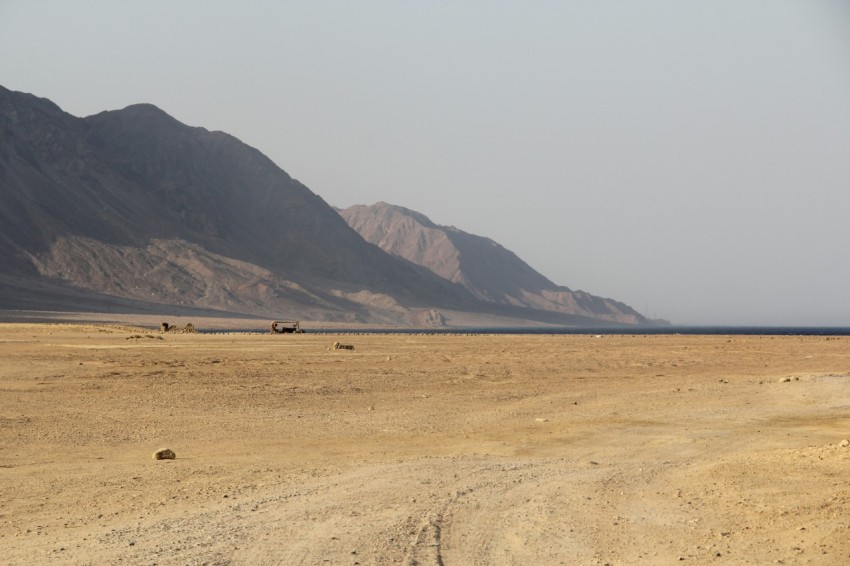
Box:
<box><xmin>1</xmin><ymin>85</ymin><xmax>654</xmax><ymax>326</ymax></box>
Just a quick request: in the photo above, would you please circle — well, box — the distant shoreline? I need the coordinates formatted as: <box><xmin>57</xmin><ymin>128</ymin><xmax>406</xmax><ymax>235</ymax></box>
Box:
<box><xmin>0</xmin><ymin>311</ymin><xmax>846</xmax><ymax>336</ymax></box>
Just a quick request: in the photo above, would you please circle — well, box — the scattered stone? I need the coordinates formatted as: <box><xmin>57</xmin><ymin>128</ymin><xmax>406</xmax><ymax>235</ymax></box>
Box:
<box><xmin>779</xmin><ymin>377</ymin><xmax>791</xmax><ymax>383</ymax></box>
<box><xmin>333</xmin><ymin>342</ymin><xmax>355</xmax><ymax>351</ymax></box>
<box><xmin>839</xmin><ymin>439</ymin><xmax>849</xmax><ymax>448</ymax></box>
<box><xmin>152</xmin><ymin>448</ymin><xmax>176</xmax><ymax>460</ymax></box>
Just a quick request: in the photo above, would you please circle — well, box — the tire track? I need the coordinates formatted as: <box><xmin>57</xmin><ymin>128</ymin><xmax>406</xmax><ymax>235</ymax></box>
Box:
<box><xmin>403</xmin><ymin>511</ymin><xmax>445</xmax><ymax>566</ymax></box>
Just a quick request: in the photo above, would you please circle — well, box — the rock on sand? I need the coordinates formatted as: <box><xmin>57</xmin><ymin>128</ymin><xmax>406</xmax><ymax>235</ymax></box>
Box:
<box><xmin>153</xmin><ymin>448</ymin><xmax>176</xmax><ymax>460</ymax></box>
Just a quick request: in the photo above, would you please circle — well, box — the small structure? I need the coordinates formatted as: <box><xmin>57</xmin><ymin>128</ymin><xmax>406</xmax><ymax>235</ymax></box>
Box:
<box><xmin>270</xmin><ymin>320</ymin><xmax>304</xmax><ymax>334</ymax></box>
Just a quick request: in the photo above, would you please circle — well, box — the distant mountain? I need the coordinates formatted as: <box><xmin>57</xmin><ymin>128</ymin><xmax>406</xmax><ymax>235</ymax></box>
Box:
<box><xmin>0</xmin><ymin>85</ymin><xmax>653</xmax><ymax>326</ymax></box>
<box><xmin>340</xmin><ymin>202</ymin><xmax>648</xmax><ymax>325</ymax></box>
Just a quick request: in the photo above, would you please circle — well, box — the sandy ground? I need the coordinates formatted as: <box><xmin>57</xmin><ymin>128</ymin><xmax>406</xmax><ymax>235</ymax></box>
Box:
<box><xmin>1</xmin><ymin>323</ymin><xmax>850</xmax><ymax>565</ymax></box>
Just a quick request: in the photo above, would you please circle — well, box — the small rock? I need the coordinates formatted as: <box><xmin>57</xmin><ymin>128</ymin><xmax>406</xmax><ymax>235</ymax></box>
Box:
<box><xmin>535</xmin><ymin>418</ymin><xmax>548</xmax><ymax>422</ymax></box>
<box><xmin>839</xmin><ymin>439</ymin><xmax>849</xmax><ymax>447</ymax></box>
<box><xmin>779</xmin><ymin>377</ymin><xmax>791</xmax><ymax>383</ymax></box>
<box><xmin>152</xmin><ymin>448</ymin><xmax>176</xmax><ymax>460</ymax></box>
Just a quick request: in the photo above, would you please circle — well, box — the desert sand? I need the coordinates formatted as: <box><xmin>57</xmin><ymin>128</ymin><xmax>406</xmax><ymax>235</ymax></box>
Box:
<box><xmin>1</xmin><ymin>321</ymin><xmax>849</xmax><ymax>565</ymax></box>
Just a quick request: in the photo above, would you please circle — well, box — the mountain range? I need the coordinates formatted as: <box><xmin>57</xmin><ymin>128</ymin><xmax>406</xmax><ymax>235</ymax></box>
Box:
<box><xmin>0</xmin><ymin>85</ymin><xmax>655</xmax><ymax>326</ymax></box>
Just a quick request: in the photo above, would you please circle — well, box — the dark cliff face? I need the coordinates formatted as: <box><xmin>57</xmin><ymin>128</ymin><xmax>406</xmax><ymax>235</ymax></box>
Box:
<box><xmin>0</xmin><ymin>86</ymin><xmax>119</xmax><ymax>265</ymax></box>
<box><xmin>78</xmin><ymin>103</ymin><xmax>452</xmax><ymax>292</ymax></box>
<box><xmin>340</xmin><ymin>202</ymin><xmax>649</xmax><ymax>324</ymax></box>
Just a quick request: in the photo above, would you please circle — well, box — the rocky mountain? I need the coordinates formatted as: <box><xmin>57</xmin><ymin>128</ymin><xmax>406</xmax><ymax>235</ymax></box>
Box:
<box><xmin>0</xmin><ymin>85</ymin><xmax>474</xmax><ymax>323</ymax></box>
<box><xmin>340</xmin><ymin>202</ymin><xmax>647</xmax><ymax>324</ymax></box>
<box><xmin>0</xmin><ymin>85</ymin><xmax>652</xmax><ymax>326</ymax></box>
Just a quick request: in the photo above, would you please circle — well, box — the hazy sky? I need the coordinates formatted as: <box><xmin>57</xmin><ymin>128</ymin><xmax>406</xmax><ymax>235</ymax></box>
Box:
<box><xmin>2</xmin><ymin>1</ymin><xmax>849</xmax><ymax>325</ymax></box>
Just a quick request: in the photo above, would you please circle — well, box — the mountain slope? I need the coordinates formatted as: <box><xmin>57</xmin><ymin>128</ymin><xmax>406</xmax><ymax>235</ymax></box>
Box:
<box><xmin>0</xmin><ymin>85</ymin><xmax>473</xmax><ymax>322</ymax></box>
<box><xmin>340</xmin><ymin>202</ymin><xmax>648</xmax><ymax>324</ymax></box>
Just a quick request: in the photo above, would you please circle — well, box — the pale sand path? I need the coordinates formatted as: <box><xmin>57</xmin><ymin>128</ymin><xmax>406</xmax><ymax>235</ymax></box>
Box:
<box><xmin>1</xmin><ymin>324</ymin><xmax>849</xmax><ymax>564</ymax></box>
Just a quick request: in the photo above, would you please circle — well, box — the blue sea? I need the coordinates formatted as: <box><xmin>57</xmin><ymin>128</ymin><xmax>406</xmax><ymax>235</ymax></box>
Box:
<box><xmin>232</xmin><ymin>326</ymin><xmax>850</xmax><ymax>336</ymax></box>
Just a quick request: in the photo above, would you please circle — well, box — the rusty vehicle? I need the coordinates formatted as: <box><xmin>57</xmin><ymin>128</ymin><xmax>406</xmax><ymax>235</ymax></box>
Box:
<box><xmin>270</xmin><ymin>320</ymin><xmax>304</xmax><ymax>334</ymax></box>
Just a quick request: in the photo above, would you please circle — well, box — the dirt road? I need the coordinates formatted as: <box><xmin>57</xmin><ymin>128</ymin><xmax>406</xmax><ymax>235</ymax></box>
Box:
<box><xmin>2</xmin><ymin>324</ymin><xmax>849</xmax><ymax>564</ymax></box>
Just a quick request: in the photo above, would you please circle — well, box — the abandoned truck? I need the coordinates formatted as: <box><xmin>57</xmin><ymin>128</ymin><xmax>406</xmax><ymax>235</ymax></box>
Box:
<box><xmin>270</xmin><ymin>320</ymin><xmax>304</xmax><ymax>334</ymax></box>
